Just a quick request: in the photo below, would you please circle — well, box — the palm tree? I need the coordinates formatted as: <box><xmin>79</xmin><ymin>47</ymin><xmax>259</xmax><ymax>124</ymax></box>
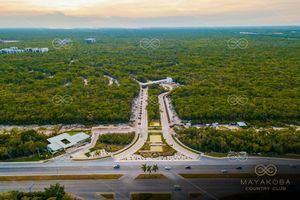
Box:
<box><xmin>146</xmin><ymin>165</ymin><xmax>152</xmax><ymax>174</ymax></box>
<box><xmin>152</xmin><ymin>164</ymin><xmax>159</xmax><ymax>173</ymax></box>
<box><xmin>141</xmin><ymin>164</ymin><xmax>147</xmax><ymax>173</ymax></box>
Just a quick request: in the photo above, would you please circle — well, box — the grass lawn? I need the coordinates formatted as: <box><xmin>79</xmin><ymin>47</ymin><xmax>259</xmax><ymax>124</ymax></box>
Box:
<box><xmin>149</xmin><ymin>121</ymin><xmax>161</xmax><ymax>127</ymax></box>
<box><xmin>91</xmin><ymin>132</ymin><xmax>135</xmax><ymax>153</ymax></box>
<box><xmin>131</xmin><ymin>193</ymin><xmax>171</xmax><ymax>200</ymax></box>
<box><xmin>0</xmin><ymin>174</ymin><xmax>124</xmax><ymax>181</ymax></box>
<box><xmin>138</xmin><ymin>133</ymin><xmax>176</xmax><ymax>157</ymax></box>
<box><xmin>99</xmin><ymin>193</ymin><xmax>115</xmax><ymax>200</ymax></box>
<box><xmin>2</xmin><ymin>155</ymin><xmax>44</xmax><ymax>162</ymax></box>
<box><xmin>189</xmin><ymin>193</ymin><xmax>203</xmax><ymax>200</ymax></box>
<box><xmin>64</xmin><ymin>130</ymin><xmax>91</xmax><ymax>135</ymax></box>
<box><xmin>135</xmin><ymin>174</ymin><xmax>167</xmax><ymax>180</ymax></box>
<box><xmin>148</xmin><ymin>127</ymin><xmax>162</xmax><ymax>130</ymax></box>
<box><xmin>150</xmin><ymin>135</ymin><xmax>162</xmax><ymax>143</ymax></box>
<box><xmin>205</xmin><ymin>152</ymin><xmax>227</xmax><ymax>157</ymax></box>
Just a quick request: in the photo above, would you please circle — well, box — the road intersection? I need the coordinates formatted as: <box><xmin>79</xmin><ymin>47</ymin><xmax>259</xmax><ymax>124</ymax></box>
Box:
<box><xmin>0</xmin><ymin>78</ymin><xmax>300</xmax><ymax>199</ymax></box>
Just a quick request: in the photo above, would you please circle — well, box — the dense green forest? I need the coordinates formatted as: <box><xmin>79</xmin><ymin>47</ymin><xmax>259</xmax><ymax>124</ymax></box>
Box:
<box><xmin>175</xmin><ymin>127</ymin><xmax>300</xmax><ymax>155</ymax></box>
<box><xmin>92</xmin><ymin>132</ymin><xmax>135</xmax><ymax>152</ymax></box>
<box><xmin>98</xmin><ymin>132</ymin><xmax>135</xmax><ymax>145</ymax></box>
<box><xmin>0</xmin><ymin>27</ymin><xmax>299</xmax><ymax>126</ymax></box>
<box><xmin>0</xmin><ymin>129</ymin><xmax>50</xmax><ymax>161</ymax></box>
<box><xmin>146</xmin><ymin>85</ymin><xmax>166</xmax><ymax>123</ymax></box>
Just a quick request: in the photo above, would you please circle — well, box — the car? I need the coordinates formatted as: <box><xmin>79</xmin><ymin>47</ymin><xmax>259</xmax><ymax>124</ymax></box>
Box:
<box><xmin>164</xmin><ymin>166</ymin><xmax>172</xmax><ymax>170</ymax></box>
<box><xmin>185</xmin><ymin>166</ymin><xmax>191</xmax><ymax>169</ymax></box>
<box><xmin>236</xmin><ymin>166</ymin><xmax>243</xmax><ymax>170</ymax></box>
<box><xmin>174</xmin><ymin>185</ymin><xmax>181</xmax><ymax>191</ymax></box>
<box><xmin>289</xmin><ymin>164</ymin><xmax>296</xmax><ymax>168</ymax></box>
<box><xmin>113</xmin><ymin>164</ymin><xmax>120</xmax><ymax>169</ymax></box>
<box><xmin>221</xmin><ymin>169</ymin><xmax>228</xmax><ymax>174</ymax></box>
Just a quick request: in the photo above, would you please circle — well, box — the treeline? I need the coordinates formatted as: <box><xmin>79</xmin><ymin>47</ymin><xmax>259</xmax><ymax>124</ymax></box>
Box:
<box><xmin>0</xmin><ymin>129</ymin><xmax>50</xmax><ymax>160</ymax></box>
<box><xmin>146</xmin><ymin>85</ymin><xmax>166</xmax><ymax>123</ymax></box>
<box><xmin>176</xmin><ymin>127</ymin><xmax>300</xmax><ymax>155</ymax></box>
<box><xmin>0</xmin><ymin>183</ymin><xmax>71</xmax><ymax>200</ymax></box>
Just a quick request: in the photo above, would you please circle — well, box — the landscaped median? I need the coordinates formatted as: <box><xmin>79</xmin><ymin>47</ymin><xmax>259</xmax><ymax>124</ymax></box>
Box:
<box><xmin>135</xmin><ymin>174</ymin><xmax>167</xmax><ymax>180</ymax></box>
<box><xmin>0</xmin><ymin>174</ymin><xmax>124</xmax><ymax>181</ymax></box>
<box><xmin>179</xmin><ymin>173</ymin><xmax>300</xmax><ymax>179</ymax></box>
<box><xmin>131</xmin><ymin>192</ymin><xmax>171</xmax><ymax>200</ymax></box>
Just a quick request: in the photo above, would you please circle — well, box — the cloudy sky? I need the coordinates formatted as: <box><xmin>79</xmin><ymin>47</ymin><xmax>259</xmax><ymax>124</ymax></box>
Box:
<box><xmin>0</xmin><ymin>0</ymin><xmax>299</xmax><ymax>28</ymax></box>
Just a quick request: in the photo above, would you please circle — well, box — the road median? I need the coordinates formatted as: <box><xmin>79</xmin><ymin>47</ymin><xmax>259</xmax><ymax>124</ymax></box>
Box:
<box><xmin>0</xmin><ymin>174</ymin><xmax>124</xmax><ymax>181</ymax></box>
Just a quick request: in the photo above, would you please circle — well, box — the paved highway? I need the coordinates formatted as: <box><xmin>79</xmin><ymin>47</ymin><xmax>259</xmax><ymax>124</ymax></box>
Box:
<box><xmin>114</xmin><ymin>87</ymin><xmax>149</xmax><ymax>160</ymax></box>
<box><xmin>159</xmin><ymin>92</ymin><xmax>200</xmax><ymax>159</ymax></box>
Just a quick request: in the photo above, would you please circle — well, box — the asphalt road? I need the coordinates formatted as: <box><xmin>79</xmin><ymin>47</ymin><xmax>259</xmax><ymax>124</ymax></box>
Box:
<box><xmin>159</xmin><ymin>92</ymin><xmax>199</xmax><ymax>159</ymax></box>
<box><xmin>1</xmin><ymin>174</ymin><xmax>299</xmax><ymax>200</ymax></box>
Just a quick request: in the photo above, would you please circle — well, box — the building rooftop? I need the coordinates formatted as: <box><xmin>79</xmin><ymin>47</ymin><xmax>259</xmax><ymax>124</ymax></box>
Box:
<box><xmin>47</xmin><ymin>132</ymin><xmax>90</xmax><ymax>152</ymax></box>
<box><xmin>237</xmin><ymin>122</ymin><xmax>247</xmax><ymax>127</ymax></box>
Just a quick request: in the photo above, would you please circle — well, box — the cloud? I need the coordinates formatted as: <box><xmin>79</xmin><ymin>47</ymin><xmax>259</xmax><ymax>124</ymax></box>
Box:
<box><xmin>0</xmin><ymin>0</ymin><xmax>299</xmax><ymax>27</ymax></box>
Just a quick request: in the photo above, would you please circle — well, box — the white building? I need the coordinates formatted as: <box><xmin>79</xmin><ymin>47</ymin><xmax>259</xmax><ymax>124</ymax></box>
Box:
<box><xmin>85</xmin><ymin>38</ymin><xmax>96</xmax><ymax>44</ymax></box>
<box><xmin>165</xmin><ymin>77</ymin><xmax>173</xmax><ymax>83</ymax></box>
<box><xmin>25</xmin><ymin>48</ymin><xmax>49</xmax><ymax>53</ymax></box>
<box><xmin>0</xmin><ymin>47</ymin><xmax>48</xmax><ymax>54</ymax></box>
<box><xmin>0</xmin><ymin>47</ymin><xmax>24</xmax><ymax>54</ymax></box>
<box><xmin>47</xmin><ymin>132</ymin><xmax>90</xmax><ymax>153</ymax></box>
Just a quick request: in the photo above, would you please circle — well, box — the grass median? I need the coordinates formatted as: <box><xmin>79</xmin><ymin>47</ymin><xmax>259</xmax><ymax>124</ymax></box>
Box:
<box><xmin>0</xmin><ymin>174</ymin><xmax>123</xmax><ymax>181</ymax></box>
<box><xmin>179</xmin><ymin>173</ymin><xmax>300</xmax><ymax>179</ymax></box>
<box><xmin>135</xmin><ymin>174</ymin><xmax>167</xmax><ymax>180</ymax></box>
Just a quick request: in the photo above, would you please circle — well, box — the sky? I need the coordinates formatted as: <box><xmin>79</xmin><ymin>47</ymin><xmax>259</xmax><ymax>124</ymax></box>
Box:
<box><xmin>0</xmin><ymin>0</ymin><xmax>299</xmax><ymax>28</ymax></box>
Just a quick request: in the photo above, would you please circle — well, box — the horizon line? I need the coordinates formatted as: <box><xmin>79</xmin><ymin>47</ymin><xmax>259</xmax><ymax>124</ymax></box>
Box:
<box><xmin>1</xmin><ymin>25</ymin><xmax>300</xmax><ymax>30</ymax></box>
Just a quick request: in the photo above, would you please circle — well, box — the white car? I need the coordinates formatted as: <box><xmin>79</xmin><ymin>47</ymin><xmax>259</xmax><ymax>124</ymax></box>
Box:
<box><xmin>221</xmin><ymin>169</ymin><xmax>228</xmax><ymax>174</ymax></box>
<box><xmin>164</xmin><ymin>166</ymin><xmax>172</xmax><ymax>170</ymax></box>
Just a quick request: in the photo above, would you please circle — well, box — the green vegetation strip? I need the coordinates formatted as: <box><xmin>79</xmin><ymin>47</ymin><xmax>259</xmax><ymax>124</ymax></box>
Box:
<box><xmin>175</xmin><ymin>127</ymin><xmax>300</xmax><ymax>156</ymax></box>
<box><xmin>0</xmin><ymin>174</ymin><xmax>123</xmax><ymax>181</ymax></box>
<box><xmin>171</xmin><ymin>135</ymin><xmax>201</xmax><ymax>154</ymax></box>
<box><xmin>135</xmin><ymin>174</ymin><xmax>167</xmax><ymax>180</ymax></box>
<box><xmin>99</xmin><ymin>193</ymin><xmax>115</xmax><ymax>200</ymax></box>
<box><xmin>114</xmin><ymin>133</ymin><xmax>140</xmax><ymax>155</ymax></box>
<box><xmin>131</xmin><ymin>193</ymin><xmax>171</xmax><ymax>200</ymax></box>
<box><xmin>179</xmin><ymin>173</ymin><xmax>300</xmax><ymax>179</ymax></box>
